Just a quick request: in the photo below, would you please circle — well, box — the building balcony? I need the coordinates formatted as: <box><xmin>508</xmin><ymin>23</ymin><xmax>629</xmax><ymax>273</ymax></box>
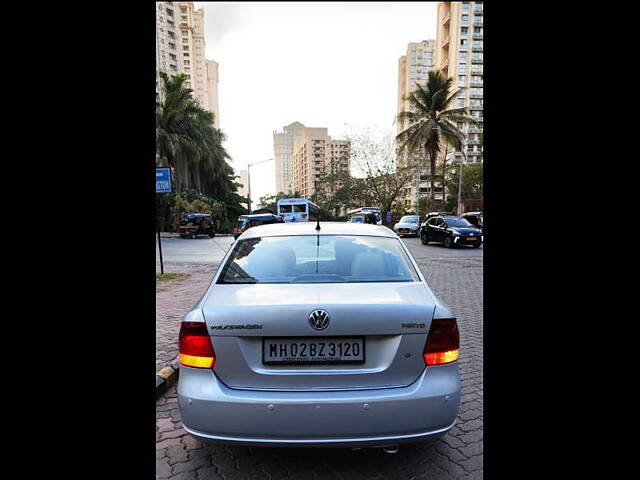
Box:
<box><xmin>473</xmin><ymin>33</ymin><xmax>483</xmax><ymax>40</ymax></box>
<box><xmin>470</xmin><ymin>80</ymin><xmax>483</xmax><ymax>87</ymax></box>
<box><xmin>473</xmin><ymin>19</ymin><xmax>483</xmax><ymax>25</ymax></box>
<box><xmin>442</xmin><ymin>12</ymin><xmax>451</xmax><ymax>24</ymax></box>
<box><xmin>474</xmin><ymin>6</ymin><xmax>483</xmax><ymax>15</ymax></box>
<box><xmin>440</xmin><ymin>57</ymin><xmax>449</xmax><ymax>69</ymax></box>
<box><xmin>469</xmin><ymin>92</ymin><xmax>483</xmax><ymax>98</ymax></box>
<box><xmin>441</xmin><ymin>35</ymin><xmax>450</xmax><ymax>47</ymax></box>
<box><xmin>472</xmin><ymin>44</ymin><xmax>483</xmax><ymax>52</ymax></box>
<box><xmin>471</xmin><ymin>57</ymin><xmax>483</xmax><ymax>64</ymax></box>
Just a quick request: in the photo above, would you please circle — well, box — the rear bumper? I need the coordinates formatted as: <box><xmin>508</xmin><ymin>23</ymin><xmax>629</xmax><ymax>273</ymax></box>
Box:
<box><xmin>177</xmin><ymin>364</ymin><xmax>460</xmax><ymax>448</ymax></box>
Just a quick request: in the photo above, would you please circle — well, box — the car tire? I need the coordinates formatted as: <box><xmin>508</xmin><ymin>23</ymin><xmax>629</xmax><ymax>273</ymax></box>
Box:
<box><xmin>209</xmin><ymin>231</ymin><xmax>215</xmax><ymax>238</ymax></box>
<box><xmin>180</xmin><ymin>234</ymin><xmax>188</xmax><ymax>239</ymax></box>
<box><xmin>421</xmin><ymin>233</ymin><xmax>429</xmax><ymax>245</ymax></box>
<box><xmin>444</xmin><ymin>236</ymin><xmax>453</xmax><ymax>248</ymax></box>
<box><xmin>473</xmin><ymin>241</ymin><xmax>482</xmax><ymax>248</ymax></box>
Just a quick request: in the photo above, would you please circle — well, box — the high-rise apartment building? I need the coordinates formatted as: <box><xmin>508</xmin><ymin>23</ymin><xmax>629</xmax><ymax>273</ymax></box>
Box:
<box><xmin>156</xmin><ymin>2</ymin><xmax>182</xmax><ymax>102</ymax></box>
<box><xmin>291</xmin><ymin>129</ymin><xmax>350</xmax><ymax>199</ymax></box>
<box><xmin>397</xmin><ymin>40</ymin><xmax>436</xmax><ymax>134</ymax></box>
<box><xmin>396</xmin><ymin>40</ymin><xmax>442</xmax><ymax>210</ymax></box>
<box><xmin>237</xmin><ymin>169</ymin><xmax>249</xmax><ymax>206</ymax></box>
<box><xmin>273</xmin><ymin>122</ymin><xmax>327</xmax><ymax>194</ymax></box>
<box><xmin>435</xmin><ymin>1</ymin><xmax>483</xmax><ymax>165</ymax></box>
<box><xmin>156</xmin><ymin>2</ymin><xmax>220</xmax><ymax>127</ymax></box>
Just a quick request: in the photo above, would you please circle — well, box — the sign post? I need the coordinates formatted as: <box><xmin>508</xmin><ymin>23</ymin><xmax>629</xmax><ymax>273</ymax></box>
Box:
<box><xmin>386</xmin><ymin>212</ymin><xmax>392</xmax><ymax>226</ymax></box>
<box><xmin>156</xmin><ymin>168</ymin><xmax>173</xmax><ymax>275</ymax></box>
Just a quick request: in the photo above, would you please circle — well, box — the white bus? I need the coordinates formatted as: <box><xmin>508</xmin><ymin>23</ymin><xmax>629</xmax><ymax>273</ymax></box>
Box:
<box><xmin>276</xmin><ymin>198</ymin><xmax>320</xmax><ymax>223</ymax></box>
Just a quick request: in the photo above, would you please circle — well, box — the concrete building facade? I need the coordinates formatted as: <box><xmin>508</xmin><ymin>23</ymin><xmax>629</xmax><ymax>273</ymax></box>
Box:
<box><xmin>156</xmin><ymin>2</ymin><xmax>220</xmax><ymax>127</ymax></box>
<box><xmin>273</xmin><ymin>122</ymin><xmax>327</xmax><ymax>194</ymax></box>
<box><xmin>237</xmin><ymin>170</ymin><xmax>249</xmax><ymax>207</ymax></box>
<box><xmin>435</xmin><ymin>1</ymin><xmax>483</xmax><ymax>165</ymax></box>
<box><xmin>291</xmin><ymin>129</ymin><xmax>350</xmax><ymax>199</ymax></box>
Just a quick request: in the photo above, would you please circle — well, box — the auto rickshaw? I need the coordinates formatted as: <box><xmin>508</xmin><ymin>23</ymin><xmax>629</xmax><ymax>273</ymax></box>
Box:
<box><xmin>178</xmin><ymin>213</ymin><xmax>216</xmax><ymax>239</ymax></box>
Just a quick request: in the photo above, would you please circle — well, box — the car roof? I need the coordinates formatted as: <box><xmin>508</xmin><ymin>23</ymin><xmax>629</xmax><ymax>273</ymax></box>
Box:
<box><xmin>239</xmin><ymin>221</ymin><xmax>396</xmax><ymax>239</ymax></box>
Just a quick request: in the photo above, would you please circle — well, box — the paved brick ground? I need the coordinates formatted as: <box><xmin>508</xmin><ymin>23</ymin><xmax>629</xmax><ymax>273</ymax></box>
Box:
<box><xmin>156</xmin><ymin>240</ymin><xmax>482</xmax><ymax>479</ymax></box>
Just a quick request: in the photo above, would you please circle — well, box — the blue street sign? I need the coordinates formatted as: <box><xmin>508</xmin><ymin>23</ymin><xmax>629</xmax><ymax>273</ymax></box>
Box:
<box><xmin>386</xmin><ymin>212</ymin><xmax>392</xmax><ymax>223</ymax></box>
<box><xmin>156</xmin><ymin>168</ymin><xmax>173</xmax><ymax>193</ymax></box>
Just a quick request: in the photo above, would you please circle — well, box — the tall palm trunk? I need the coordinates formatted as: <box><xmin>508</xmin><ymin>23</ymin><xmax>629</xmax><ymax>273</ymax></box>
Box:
<box><xmin>429</xmin><ymin>147</ymin><xmax>437</xmax><ymax>207</ymax></box>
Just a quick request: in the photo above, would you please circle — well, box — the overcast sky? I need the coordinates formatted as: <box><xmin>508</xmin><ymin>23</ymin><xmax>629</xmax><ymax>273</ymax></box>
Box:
<box><xmin>197</xmin><ymin>1</ymin><xmax>437</xmax><ymax>202</ymax></box>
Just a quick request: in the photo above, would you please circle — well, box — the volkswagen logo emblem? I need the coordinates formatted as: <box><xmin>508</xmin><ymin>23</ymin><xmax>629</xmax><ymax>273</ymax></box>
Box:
<box><xmin>308</xmin><ymin>310</ymin><xmax>330</xmax><ymax>331</ymax></box>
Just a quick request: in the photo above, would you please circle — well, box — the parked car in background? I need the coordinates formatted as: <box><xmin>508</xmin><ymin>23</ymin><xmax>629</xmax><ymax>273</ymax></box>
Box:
<box><xmin>393</xmin><ymin>215</ymin><xmax>421</xmax><ymax>237</ymax></box>
<box><xmin>348</xmin><ymin>212</ymin><xmax>378</xmax><ymax>224</ymax></box>
<box><xmin>178</xmin><ymin>221</ymin><xmax>460</xmax><ymax>450</ymax></box>
<box><xmin>178</xmin><ymin>213</ymin><xmax>216</xmax><ymax>239</ymax></box>
<box><xmin>346</xmin><ymin>207</ymin><xmax>383</xmax><ymax>225</ymax></box>
<box><xmin>422</xmin><ymin>212</ymin><xmax>454</xmax><ymax>226</ymax></box>
<box><xmin>461</xmin><ymin>212</ymin><xmax>483</xmax><ymax>232</ymax></box>
<box><xmin>233</xmin><ymin>214</ymin><xmax>284</xmax><ymax>240</ymax></box>
<box><xmin>420</xmin><ymin>215</ymin><xmax>483</xmax><ymax>248</ymax></box>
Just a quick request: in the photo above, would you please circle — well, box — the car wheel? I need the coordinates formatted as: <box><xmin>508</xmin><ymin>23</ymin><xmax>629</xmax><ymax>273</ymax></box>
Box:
<box><xmin>444</xmin><ymin>236</ymin><xmax>453</xmax><ymax>248</ymax></box>
<box><xmin>180</xmin><ymin>234</ymin><xmax>188</xmax><ymax>239</ymax></box>
<box><xmin>209</xmin><ymin>231</ymin><xmax>215</xmax><ymax>238</ymax></box>
<box><xmin>189</xmin><ymin>233</ymin><xmax>196</xmax><ymax>239</ymax></box>
<box><xmin>421</xmin><ymin>233</ymin><xmax>429</xmax><ymax>245</ymax></box>
<box><xmin>473</xmin><ymin>241</ymin><xmax>482</xmax><ymax>248</ymax></box>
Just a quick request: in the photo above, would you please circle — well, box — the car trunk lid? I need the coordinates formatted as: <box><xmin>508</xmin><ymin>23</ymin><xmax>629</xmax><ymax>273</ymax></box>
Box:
<box><xmin>202</xmin><ymin>282</ymin><xmax>435</xmax><ymax>391</ymax></box>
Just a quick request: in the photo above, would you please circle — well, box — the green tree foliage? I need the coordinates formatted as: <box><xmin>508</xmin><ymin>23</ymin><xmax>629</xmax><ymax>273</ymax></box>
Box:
<box><xmin>445</xmin><ymin>162</ymin><xmax>483</xmax><ymax>213</ymax></box>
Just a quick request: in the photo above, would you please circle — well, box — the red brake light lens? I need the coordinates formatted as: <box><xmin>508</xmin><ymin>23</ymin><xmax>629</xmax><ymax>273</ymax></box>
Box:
<box><xmin>179</xmin><ymin>321</ymin><xmax>215</xmax><ymax>368</ymax></box>
<box><xmin>423</xmin><ymin>318</ymin><xmax>459</xmax><ymax>366</ymax></box>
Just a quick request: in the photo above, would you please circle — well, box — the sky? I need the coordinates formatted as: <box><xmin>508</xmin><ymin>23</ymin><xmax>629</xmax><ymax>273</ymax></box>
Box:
<box><xmin>198</xmin><ymin>1</ymin><xmax>437</xmax><ymax>203</ymax></box>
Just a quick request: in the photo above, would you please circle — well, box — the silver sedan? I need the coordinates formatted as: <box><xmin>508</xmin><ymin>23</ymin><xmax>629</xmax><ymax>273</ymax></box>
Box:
<box><xmin>177</xmin><ymin>221</ymin><xmax>460</xmax><ymax>450</ymax></box>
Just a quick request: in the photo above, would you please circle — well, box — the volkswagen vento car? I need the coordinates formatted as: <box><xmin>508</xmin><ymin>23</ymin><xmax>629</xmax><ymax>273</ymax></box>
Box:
<box><xmin>178</xmin><ymin>222</ymin><xmax>460</xmax><ymax>450</ymax></box>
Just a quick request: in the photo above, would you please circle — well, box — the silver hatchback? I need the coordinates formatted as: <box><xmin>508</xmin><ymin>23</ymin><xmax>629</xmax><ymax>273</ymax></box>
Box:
<box><xmin>177</xmin><ymin>222</ymin><xmax>460</xmax><ymax>449</ymax></box>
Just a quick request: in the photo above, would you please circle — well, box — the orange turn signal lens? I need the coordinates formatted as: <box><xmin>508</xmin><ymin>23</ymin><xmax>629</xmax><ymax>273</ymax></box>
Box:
<box><xmin>424</xmin><ymin>349</ymin><xmax>459</xmax><ymax>366</ymax></box>
<box><xmin>179</xmin><ymin>353</ymin><xmax>215</xmax><ymax>369</ymax></box>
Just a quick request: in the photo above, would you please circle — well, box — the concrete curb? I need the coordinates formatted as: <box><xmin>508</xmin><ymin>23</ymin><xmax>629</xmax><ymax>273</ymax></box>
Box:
<box><xmin>156</xmin><ymin>358</ymin><xmax>180</xmax><ymax>399</ymax></box>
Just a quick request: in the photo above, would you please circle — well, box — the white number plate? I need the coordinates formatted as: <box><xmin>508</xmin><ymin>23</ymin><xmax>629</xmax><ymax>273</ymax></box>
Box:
<box><xmin>263</xmin><ymin>337</ymin><xmax>365</xmax><ymax>365</ymax></box>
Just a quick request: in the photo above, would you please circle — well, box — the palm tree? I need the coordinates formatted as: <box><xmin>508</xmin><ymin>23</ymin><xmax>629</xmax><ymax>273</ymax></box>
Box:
<box><xmin>156</xmin><ymin>73</ymin><xmax>231</xmax><ymax>194</ymax></box>
<box><xmin>396</xmin><ymin>70</ymin><xmax>476</xmax><ymax>209</ymax></box>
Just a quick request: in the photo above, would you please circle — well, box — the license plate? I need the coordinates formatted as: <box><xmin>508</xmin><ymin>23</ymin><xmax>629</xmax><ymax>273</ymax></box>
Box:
<box><xmin>467</xmin><ymin>237</ymin><xmax>477</xmax><ymax>241</ymax></box>
<box><xmin>263</xmin><ymin>337</ymin><xmax>365</xmax><ymax>365</ymax></box>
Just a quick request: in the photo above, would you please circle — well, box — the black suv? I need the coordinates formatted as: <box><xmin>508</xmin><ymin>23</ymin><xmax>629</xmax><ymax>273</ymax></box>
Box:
<box><xmin>420</xmin><ymin>215</ymin><xmax>483</xmax><ymax>248</ymax></box>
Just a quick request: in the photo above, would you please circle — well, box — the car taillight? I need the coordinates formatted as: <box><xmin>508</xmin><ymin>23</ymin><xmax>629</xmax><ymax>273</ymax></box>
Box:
<box><xmin>179</xmin><ymin>322</ymin><xmax>215</xmax><ymax>368</ymax></box>
<box><xmin>423</xmin><ymin>318</ymin><xmax>459</xmax><ymax>366</ymax></box>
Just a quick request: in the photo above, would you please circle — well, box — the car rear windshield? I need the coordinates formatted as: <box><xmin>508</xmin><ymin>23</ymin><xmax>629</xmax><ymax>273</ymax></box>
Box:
<box><xmin>217</xmin><ymin>235</ymin><xmax>419</xmax><ymax>284</ymax></box>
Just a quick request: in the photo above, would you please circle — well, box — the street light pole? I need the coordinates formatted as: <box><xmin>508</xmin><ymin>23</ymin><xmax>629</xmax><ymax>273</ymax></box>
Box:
<box><xmin>246</xmin><ymin>158</ymin><xmax>274</xmax><ymax>214</ymax></box>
